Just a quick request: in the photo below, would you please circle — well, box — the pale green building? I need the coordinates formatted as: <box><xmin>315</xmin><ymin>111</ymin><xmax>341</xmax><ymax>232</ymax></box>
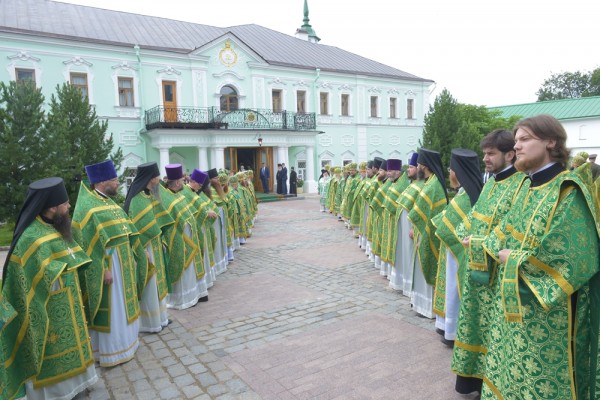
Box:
<box><xmin>0</xmin><ymin>0</ymin><xmax>434</xmax><ymax>193</ymax></box>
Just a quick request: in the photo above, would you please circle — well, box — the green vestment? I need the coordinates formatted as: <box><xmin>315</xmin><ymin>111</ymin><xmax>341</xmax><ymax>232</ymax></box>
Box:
<box><xmin>451</xmin><ymin>168</ymin><xmax>526</xmax><ymax>381</ymax></box>
<box><xmin>407</xmin><ymin>174</ymin><xmax>447</xmax><ymax>285</ymax></box>
<box><xmin>72</xmin><ymin>182</ymin><xmax>142</xmax><ymax>332</ymax></box>
<box><xmin>158</xmin><ymin>184</ymin><xmax>203</xmax><ymax>284</ymax></box>
<box><xmin>2</xmin><ymin>218</ymin><xmax>94</xmax><ymax>398</ymax></box>
<box><xmin>381</xmin><ymin>173</ymin><xmax>410</xmax><ymax>264</ymax></box>
<box><xmin>127</xmin><ymin>190</ymin><xmax>174</xmax><ymax>300</ymax></box>
<box><xmin>480</xmin><ymin>169</ymin><xmax>600</xmax><ymax>399</ymax></box>
<box><xmin>432</xmin><ymin>190</ymin><xmax>471</xmax><ymax>317</ymax></box>
<box><xmin>370</xmin><ymin>179</ymin><xmax>393</xmax><ymax>258</ymax></box>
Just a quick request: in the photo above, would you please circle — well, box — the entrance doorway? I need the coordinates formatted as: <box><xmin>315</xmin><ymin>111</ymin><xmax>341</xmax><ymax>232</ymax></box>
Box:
<box><xmin>225</xmin><ymin>147</ymin><xmax>273</xmax><ymax>192</ymax></box>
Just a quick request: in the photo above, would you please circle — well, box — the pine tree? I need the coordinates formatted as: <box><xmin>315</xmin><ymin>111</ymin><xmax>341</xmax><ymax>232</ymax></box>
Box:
<box><xmin>0</xmin><ymin>81</ymin><xmax>47</xmax><ymax>222</ymax></box>
<box><xmin>43</xmin><ymin>83</ymin><xmax>122</xmax><ymax>206</ymax></box>
<box><xmin>421</xmin><ymin>88</ymin><xmax>460</xmax><ymax>168</ymax></box>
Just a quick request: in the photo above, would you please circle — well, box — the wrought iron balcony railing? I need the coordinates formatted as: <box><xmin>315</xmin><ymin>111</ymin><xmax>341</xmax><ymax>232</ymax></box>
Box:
<box><xmin>145</xmin><ymin>106</ymin><xmax>316</xmax><ymax>131</ymax></box>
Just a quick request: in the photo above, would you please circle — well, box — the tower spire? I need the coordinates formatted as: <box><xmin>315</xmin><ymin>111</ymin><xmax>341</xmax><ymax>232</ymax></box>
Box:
<box><xmin>296</xmin><ymin>0</ymin><xmax>320</xmax><ymax>43</ymax></box>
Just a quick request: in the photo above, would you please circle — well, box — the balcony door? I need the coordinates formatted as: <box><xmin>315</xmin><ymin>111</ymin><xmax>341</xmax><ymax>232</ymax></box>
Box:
<box><xmin>162</xmin><ymin>81</ymin><xmax>177</xmax><ymax>123</ymax></box>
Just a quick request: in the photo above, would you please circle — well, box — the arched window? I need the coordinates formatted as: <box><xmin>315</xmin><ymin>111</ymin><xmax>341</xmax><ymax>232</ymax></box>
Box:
<box><xmin>220</xmin><ymin>85</ymin><xmax>238</xmax><ymax>111</ymax></box>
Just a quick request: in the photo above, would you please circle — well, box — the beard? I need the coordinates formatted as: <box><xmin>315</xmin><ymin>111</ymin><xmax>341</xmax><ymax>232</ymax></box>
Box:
<box><xmin>53</xmin><ymin>212</ymin><xmax>73</xmax><ymax>242</ymax></box>
<box><xmin>149</xmin><ymin>183</ymin><xmax>161</xmax><ymax>200</ymax></box>
<box><xmin>417</xmin><ymin>170</ymin><xmax>425</xmax><ymax>180</ymax></box>
<box><xmin>104</xmin><ymin>185</ymin><xmax>118</xmax><ymax>197</ymax></box>
<box><xmin>514</xmin><ymin>153</ymin><xmax>545</xmax><ymax>173</ymax></box>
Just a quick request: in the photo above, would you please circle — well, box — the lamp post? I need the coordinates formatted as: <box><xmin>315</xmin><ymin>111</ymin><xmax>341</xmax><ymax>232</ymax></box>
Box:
<box><xmin>258</xmin><ymin>136</ymin><xmax>263</xmax><ymax>147</ymax></box>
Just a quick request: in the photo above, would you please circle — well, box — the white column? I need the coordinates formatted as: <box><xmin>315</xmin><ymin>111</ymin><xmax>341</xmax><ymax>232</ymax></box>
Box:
<box><xmin>159</xmin><ymin>146</ymin><xmax>170</xmax><ymax>176</ymax></box>
<box><xmin>305</xmin><ymin>145</ymin><xmax>316</xmax><ymax>193</ymax></box>
<box><xmin>197</xmin><ymin>146</ymin><xmax>209</xmax><ymax>171</ymax></box>
<box><xmin>214</xmin><ymin>147</ymin><xmax>225</xmax><ymax>170</ymax></box>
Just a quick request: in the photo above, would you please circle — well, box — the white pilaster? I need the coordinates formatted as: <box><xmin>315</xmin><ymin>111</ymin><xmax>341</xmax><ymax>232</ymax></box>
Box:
<box><xmin>214</xmin><ymin>147</ymin><xmax>225</xmax><ymax>170</ymax></box>
<box><xmin>305</xmin><ymin>145</ymin><xmax>316</xmax><ymax>193</ymax></box>
<box><xmin>159</xmin><ymin>146</ymin><xmax>170</xmax><ymax>176</ymax></box>
<box><xmin>197</xmin><ymin>146</ymin><xmax>209</xmax><ymax>171</ymax></box>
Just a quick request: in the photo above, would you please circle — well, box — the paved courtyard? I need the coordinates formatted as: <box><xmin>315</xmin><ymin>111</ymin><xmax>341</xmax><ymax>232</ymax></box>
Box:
<box><xmin>2</xmin><ymin>196</ymin><xmax>478</xmax><ymax>399</ymax></box>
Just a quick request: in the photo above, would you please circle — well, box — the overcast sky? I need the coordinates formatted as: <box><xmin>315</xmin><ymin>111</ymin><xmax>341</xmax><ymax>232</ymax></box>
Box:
<box><xmin>60</xmin><ymin>0</ymin><xmax>599</xmax><ymax>107</ymax></box>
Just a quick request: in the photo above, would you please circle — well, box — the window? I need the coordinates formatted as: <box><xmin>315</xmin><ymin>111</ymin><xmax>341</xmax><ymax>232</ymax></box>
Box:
<box><xmin>343</xmin><ymin>159</ymin><xmax>353</xmax><ymax>166</ymax></box>
<box><xmin>297</xmin><ymin>90</ymin><xmax>306</xmax><ymax>113</ymax></box>
<box><xmin>370</xmin><ymin>96</ymin><xmax>378</xmax><ymax>117</ymax></box>
<box><xmin>297</xmin><ymin>160</ymin><xmax>306</xmax><ymax>180</ymax></box>
<box><xmin>124</xmin><ymin>167</ymin><xmax>137</xmax><ymax>190</ymax></box>
<box><xmin>15</xmin><ymin>68</ymin><xmax>35</xmax><ymax>85</ymax></box>
<box><xmin>70</xmin><ymin>73</ymin><xmax>88</xmax><ymax>99</ymax></box>
<box><xmin>407</xmin><ymin>98</ymin><xmax>415</xmax><ymax>119</ymax></box>
<box><xmin>389</xmin><ymin>97</ymin><xmax>397</xmax><ymax>118</ymax></box>
<box><xmin>319</xmin><ymin>92</ymin><xmax>328</xmax><ymax>115</ymax></box>
<box><xmin>341</xmin><ymin>94</ymin><xmax>349</xmax><ymax>116</ymax></box>
<box><xmin>321</xmin><ymin>159</ymin><xmax>332</xmax><ymax>169</ymax></box>
<box><xmin>220</xmin><ymin>85</ymin><xmax>238</xmax><ymax>111</ymax></box>
<box><xmin>272</xmin><ymin>89</ymin><xmax>282</xmax><ymax>112</ymax></box>
<box><xmin>118</xmin><ymin>77</ymin><xmax>134</xmax><ymax>106</ymax></box>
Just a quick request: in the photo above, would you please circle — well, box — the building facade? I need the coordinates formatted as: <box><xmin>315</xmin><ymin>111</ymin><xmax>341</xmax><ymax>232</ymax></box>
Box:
<box><xmin>0</xmin><ymin>0</ymin><xmax>434</xmax><ymax>192</ymax></box>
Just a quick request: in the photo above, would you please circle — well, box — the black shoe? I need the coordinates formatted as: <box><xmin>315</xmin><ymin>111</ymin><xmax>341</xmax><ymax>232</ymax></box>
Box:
<box><xmin>167</xmin><ymin>319</ymin><xmax>173</xmax><ymax>326</ymax></box>
<box><xmin>436</xmin><ymin>328</ymin><xmax>445</xmax><ymax>336</ymax></box>
<box><xmin>441</xmin><ymin>337</ymin><xmax>455</xmax><ymax>348</ymax></box>
<box><xmin>198</xmin><ymin>295</ymin><xmax>209</xmax><ymax>302</ymax></box>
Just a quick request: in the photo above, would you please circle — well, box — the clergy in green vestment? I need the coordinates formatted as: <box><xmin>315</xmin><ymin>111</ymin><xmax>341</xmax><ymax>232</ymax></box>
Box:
<box><xmin>159</xmin><ymin>163</ymin><xmax>206</xmax><ymax>310</ymax></box>
<box><xmin>395</xmin><ymin>153</ymin><xmax>425</xmax><ymax>296</ymax></box>
<box><xmin>327</xmin><ymin>168</ymin><xmax>341</xmax><ymax>214</ymax></box>
<box><xmin>341</xmin><ymin>162</ymin><xmax>359</xmax><ymax>228</ymax></box>
<box><xmin>188</xmin><ymin>169</ymin><xmax>221</xmax><ymax>278</ymax></box>
<box><xmin>365</xmin><ymin>157</ymin><xmax>386</xmax><ymax>259</ymax></box>
<box><xmin>380</xmin><ymin>159</ymin><xmax>409</xmax><ymax>265</ymax></box>
<box><xmin>2</xmin><ymin>178</ymin><xmax>97</xmax><ymax>400</ymax></box>
<box><xmin>318</xmin><ymin>169</ymin><xmax>331</xmax><ymax>212</ymax></box>
<box><xmin>431</xmin><ymin>149</ymin><xmax>483</xmax><ymax>349</ymax></box>
<box><xmin>124</xmin><ymin>162</ymin><xmax>174</xmax><ymax>333</ymax></box>
<box><xmin>207</xmin><ymin>168</ymin><xmax>230</xmax><ymax>268</ymax></box>
<box><xmin>479</xmin><ymin>115</ymin><xmax>600</xmax><ymax>399</ymax></box>
<box><xmin>349</xmin><ymin>161</ymin><xmax>368</xmax><ymax>240</ymax></box>
<box><xmin>354</xmin><ymin>161</ymin><xmax>375</xmax><ymax>249</ymax></box>
<box><xmin>229</xmin><ymin>174</ymin><xmax>252</xmax><ymax>243</ymax></box>
<box><xmin>408</xmin><ymin>148</ymin><xmax>448</xmax><ymax>318</ymax></box>
<box><xmin>73</xmin><ymin>160</ymin><xmax>143</xmax><ymax>367</ymax></box>
<box><xmin>335</xmin><ymin>167</ymin><xmax>347</xmax><ymax>219</ymax></box>
<box><xmin>367</xmin><ymin>159</ymin><xmax>389</xmax><ymax>267</ymax></box>
<box><xmin>451</xmin><ymin>129</ymin><xmax>525</xmax><ymax>396</ymax></box>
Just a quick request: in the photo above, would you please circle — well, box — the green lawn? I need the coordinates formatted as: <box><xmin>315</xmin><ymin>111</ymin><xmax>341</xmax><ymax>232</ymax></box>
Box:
<box><xmin>0</xmin><ymin>224</ymin><xmax>13</xmax><ymax>247</ymax></box>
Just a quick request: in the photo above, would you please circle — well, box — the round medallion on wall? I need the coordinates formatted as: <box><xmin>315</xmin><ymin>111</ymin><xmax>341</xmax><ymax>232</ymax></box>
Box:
<box><xmin>219</xmin><ymin>40</ymin><xmax>238</xmax><ymax>67</ymax></box>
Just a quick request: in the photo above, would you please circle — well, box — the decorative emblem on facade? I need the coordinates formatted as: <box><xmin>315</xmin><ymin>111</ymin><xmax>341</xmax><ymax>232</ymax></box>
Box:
<box><xmin>111</xmin><ymin>61</ymin><xmax>138</xmax><ymax>71</ymax></box>
<box><xmin>219</xmin><ymin>40</ymin><xmax>238</xmax><ymax>68</ymax></box>
<box><xmin>7</xmin><ymin>50</ymin><xmax>41</xmax><ymax>62</ymax></box>
<box><xmin>405</xmin><ymin>89</ymin><xmax>416</xmax><ymax>96</ymax></box>
<box><xmin>319</xmin><ymin>81</ymin><xmax>332</xmax><ymax>89</ymax></box>
<box><xmin>157</xmin><ymin>66</ymin><xmax>182</xmax><ymax>75</ymax></box>
<box><xmin>294</xmin><ymin>80</ymin><xmax>309</xmax><ymax>87</ymax></box>
<box><xmin>268</xmin><ymin>77</ymin><xmax>287</xmax><ymax>86</ymax></box>
<box><xmin>388</xmin><ymin>88</ymin><xmax>400</xmax><ymax>95</ymax></box>
<box><xmin>319</xmin><ymin>134</ymin><xmax>332</xmax><ymax>147</ymax></box>
<box><xmin>341</xmin><ymin>134</ymin><xmax>354</xmax><ymax>147</ymax></box>
<box><xmin>246</xmin><ymin>111</ymin><xmax>257</xmax><ymax>123</ymax></box>
<box><xmin>389</xmin><ymin>135</ymin><xmax>401</xmax><ymax>146</ymax></box>
<box><xmin>370</xmin><ymin>134</ymin><xmax>382</xmax><ymax>146</ymax></box>
<box><xmin>406</xmin><ymin>135</ymin><xmax>418</xmax><ymax>147</ymax></box>
<box><xmin>368</xmin><ymin>87</ymin><xmax>382</xmax><ymax>94</ymax></box>
<box><xmin>338</xmin><ymin>84</ymin><xmax>353</xmax><ymax>91</ymax></box>
<box><xmin>63</xmin><ymin>56</ymin><xmax>92</xmax><ymax>66</ymax></box>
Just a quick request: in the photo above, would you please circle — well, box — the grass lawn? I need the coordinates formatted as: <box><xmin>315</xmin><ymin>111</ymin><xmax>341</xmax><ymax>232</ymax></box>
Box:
<box><xmin>0</xmin><ymin>224</ymin><xmax>13</xmax><ymax>247</ymax></box>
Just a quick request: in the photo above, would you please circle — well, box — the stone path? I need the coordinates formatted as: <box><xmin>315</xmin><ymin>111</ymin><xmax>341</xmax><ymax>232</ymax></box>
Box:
<box><xmin>4</xmin><ymin>196</ymin><xmax>479</xmax><ymax>399</ymax></box>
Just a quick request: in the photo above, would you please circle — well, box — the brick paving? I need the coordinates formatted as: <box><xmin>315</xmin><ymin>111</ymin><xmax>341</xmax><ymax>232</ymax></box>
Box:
<box><xmin>1</xmin><ymin>196</ymin><xmax>479</xmax><ymax>399</ymax></box>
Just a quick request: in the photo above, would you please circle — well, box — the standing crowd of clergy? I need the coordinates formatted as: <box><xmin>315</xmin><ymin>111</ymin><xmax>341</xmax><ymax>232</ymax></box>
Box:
<box><xmin>0</xmin><ymin>161</ymin><xmax>257</xmax><ymax>400</ymax></box>
<box><xmin>318</xmin><ymin>114</ymin><xmax>600</xmax><ymax>400</ymax></box>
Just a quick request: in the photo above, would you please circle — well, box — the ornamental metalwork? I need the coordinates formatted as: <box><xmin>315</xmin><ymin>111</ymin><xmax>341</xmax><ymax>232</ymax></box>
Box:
<box><xmin>145</xmin><ymin>106</ymin><xmax>316</xmax><ymax>131</ymax></box>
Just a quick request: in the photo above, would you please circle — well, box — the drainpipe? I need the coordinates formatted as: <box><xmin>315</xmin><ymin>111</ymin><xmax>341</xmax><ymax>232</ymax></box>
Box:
<box><xmin>135</xmin><ymin>44</ymin><xmax>148</xmax><ymax>161</ymax></box>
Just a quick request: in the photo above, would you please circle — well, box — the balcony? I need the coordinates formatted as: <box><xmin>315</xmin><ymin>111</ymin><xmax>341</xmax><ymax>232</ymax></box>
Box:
<box><xmin>145</xmin><ymin>106</ymin><xmax>316</xmax><ymax>131</ymax></box>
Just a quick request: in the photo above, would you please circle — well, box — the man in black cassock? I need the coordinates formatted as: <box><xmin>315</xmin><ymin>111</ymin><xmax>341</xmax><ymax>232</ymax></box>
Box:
<box><xmin>276</xmin><ymin>164</ymin><xmax>283</xmax><ymax>194</ymax></box>
<box><xmin>289</xmin><ymin>167</ymin><xmax>297</xmax><ymax>195</ymax></box>
<box><xmin>281</xmin><ymin>163</ymin><xmax>289</xmax><ymax>194</ymax></box>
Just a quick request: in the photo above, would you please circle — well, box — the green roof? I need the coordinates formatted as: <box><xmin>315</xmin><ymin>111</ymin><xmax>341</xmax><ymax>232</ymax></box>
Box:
<box><xmin>489</xmin><ymin>96</ymin><xmax>600</xmax><ymax>121</ymax></box>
